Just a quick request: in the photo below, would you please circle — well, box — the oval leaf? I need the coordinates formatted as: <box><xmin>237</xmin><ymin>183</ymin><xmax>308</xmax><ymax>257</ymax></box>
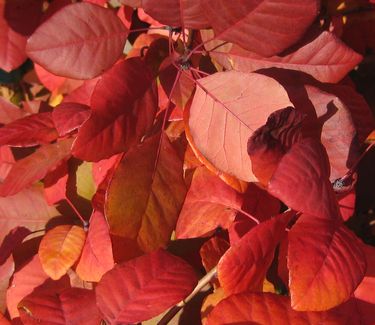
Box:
<box><xmin>96</xmin><ymin>249</ymin><xmax>197</xmax><ymax>324</ymax></box>
<box><xmin>38</xmin><ymin>225</ymin><xmax>86</xmax><ymax>280</ymax></box>
<box><xmin>187</xmin><ymin>70</ymin><xmax>292</xmax><ymax>182</ymax></box>
<box><xmin>26</xmin><ymin>2</ymin><xmax>128</xmax><ymax>79</ymax></box>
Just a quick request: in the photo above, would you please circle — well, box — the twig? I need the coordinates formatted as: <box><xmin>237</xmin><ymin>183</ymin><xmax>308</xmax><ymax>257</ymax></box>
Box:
<box><xmin>157</xmin><ymin>267</ymin><xmax>218</xmax><ymax>325</ymax></box>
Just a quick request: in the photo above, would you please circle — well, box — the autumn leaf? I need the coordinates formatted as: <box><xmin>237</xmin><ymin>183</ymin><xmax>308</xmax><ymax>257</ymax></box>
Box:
<box><xmin>96</xmin><ymin>249</ymin><xmax>198</xmax><ymax>324</ymax></box>
<box><xmin>26</xmin><ymin>2</ymin><xmax>128</xmax><ymax>79</ymax></box>
<box><xmin>76</xmin><ymin>210</ymin><xmax>114</xmax><ymax>282</ymax></box>
<box><xmin>105</xmin><ymin>133</ymin><xmax>186</xmax><ymax>256</ymax></box>
<box><xmin>176</xmin><ymin>166</ymin><xmax>243</xmax><ymax>239</ymax></box>
<box><xmin>288</xmin><ymin>214</ymin><xmax>366</xmax><ymax>311</ymax></box>
<box><xmin>187</xmin><ymin>70</ymin><xmax>292</xmax><ymax>182</ymax></box>
<box><xmin>201</xmin><ymin>0</ymin><xmax>319</xmax><ymax>56</ymax></box>
<box><xmin>38</xmin><ymin>225</ymin><xmax>86</xmax><ymax>280</ymax></box>
<box><xmin>72</xmin><ymin>58</ymin><xmax>157</xmax><ymax>161</ymax></box>
<box><xmin>218</xmin><ymin>212</ymin><xmax>292</xmax><ymax>296</ymax></box>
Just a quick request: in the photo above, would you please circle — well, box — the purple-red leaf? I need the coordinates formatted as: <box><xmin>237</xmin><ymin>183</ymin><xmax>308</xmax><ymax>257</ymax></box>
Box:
<box><xmin>96</xmin><ymin>249</ymin><xmax>197</xmax><ymax>324</ymax></box>
<box><xmin>52</xmin><ymin>103</ymin><xmax>90</xmax><ymax>137</ymax></box>
<box><xmin>0</xmin><ymin>112</ymin><xmax>58</xmax><ymax>147</ymax></box>
<box><xmin>26</xmin><ymin>2</ymin><xmax>128</xmax><ymax>79</ymax></box>
<box><xmin>72</xmin><ymin>58</ymin><xmax>157</xmax><ymax>161</ymax></box>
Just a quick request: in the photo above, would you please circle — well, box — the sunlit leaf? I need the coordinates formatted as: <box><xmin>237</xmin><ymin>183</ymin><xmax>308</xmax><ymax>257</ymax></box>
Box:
<box><xmin>187</xmin><ymin>70</ymin><xmax>292</xmax><ymax>182</ymax></box>
<box><xmin>288</xmin><ymin>214</ymin><xmax>366</xmax><ymax>311</ymax></box>
<box><xmin>26</xmin><ymin>2</ymin><xmax>128</xmax><ymax>79</ymax></box>
<box><xmin>38</xmin><ymin>225</ymin><xmax>86</xmax><ymax>280</ymax></box>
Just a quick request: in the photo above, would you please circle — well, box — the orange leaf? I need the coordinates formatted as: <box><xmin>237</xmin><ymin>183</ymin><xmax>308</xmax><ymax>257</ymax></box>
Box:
<box><xmin>38</xmin><ymin>225</ymin><xmax>86</xmax><ymax>280</ymax></box>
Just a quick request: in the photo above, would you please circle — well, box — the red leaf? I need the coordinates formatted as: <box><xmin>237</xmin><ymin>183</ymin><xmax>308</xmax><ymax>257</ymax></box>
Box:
<box><xmin>4</xmin><ymin>0</ymin><xmax>44</xmax><ymax>36</ymax></box>
<box><xmin>207</xmin><ymin>292</ymin><xmax>353</xmax><ymax>325</ymax></box>
<box><xmin>72</xmin><ymin>58</ymin><xmax>157</xmax><ymax>161</ymax></box>
<box><xmin>19</xmin><ymin>288</ymin><xmax>101</xmax><ymax>325</ymax></box>
<box><xmin>268</xmin><ymin>138</ymin><xmax>339</xmax><ymax>220</ymax></box>
<box><xmin>0</xmin><ymin>2</ymin><xmax>27</xmax><ymax>72</ymax></box>
<box><xmin>176</xmin><ymin>166</ymin><xmax>243</xmax><ymax>239</ymax></box>
<box><xmin>6</xmin><ymin>255</ymin><xmax>49</xmax><ymax>319</ymax></box>
<box><xmin>187</xmin><ymin>70</ymin><xmax>292</xmax><ymax>182</ymax></box>
<box><xmin>141</xmin><ymin>0</ymin><xmax>209</xmax><ymax>29</ymax></box>
<box><xmin>212</xmin><ymin>31</ymin><xmax>362</xmax><ymax>83</ymax></box>
<box><xmin>0</xmin><ymin>185</ymin><xmax>59</xmax><ymax>260</ymax></box>
<box><xmin>0</xmin><ymin>138</ymin><xmax>73</xmax><ymax>197</ymax></box>
<box><xmin>52</xmin><ymin>103</ymin><xmax>90</xmax><ymax>137</ymax></box>
<box><xmin>26</xmin><ymin>2</ymin><xmax>128</xmax><ymax>79</ymax></box>
<box><xmin>201</xmin><ymin>0</ymin><xmax>319</xmax><ymax>56</ymax></box>
<box><xmin>242</xmin><ymin>183</ymin><xmax>281</xmax><ymax>220</ymax></box>
<box><xmin>200</xmin><ymin>237</ymin><xmax>230</xmax><ymax>273</ymax></box>
<box><xmin>0</xmin><ymin>112</ymin><xmax>58</xmax><ymax>147</ymax></box>
<box><xmin>96</xmin><ymin>249</ymin><xmax>197</xmax><ymax>324</ymax></box>
<box><xmin>0</xmin><ymin>227</ymin><xmax>30</xmax><ymax>265</ymax></box>
<box><xmin>247</xmin><ymin>107</ymin><xmax>304</xmax><ymax>186</ymax></box>
<box><xmin>76</xmin><ymin>210</ymin><xmax>114</xmax><ymax>282</ymax></box>
<box><xmin>288</xmin><ymin>214</ymin><xmax>366</xmax><ymax>311</ymax></box>
<box><xmin>63</xmin><ymin>78</ymin><xmax>100</xmax><ymax>106</ymax></box>
<box><xmin>218</xmin><ymin>212</ymin><xmax>292</xmax><ymax>295</ymax></box>
<box><xmin>0</xmin><ymin>146</ymin><xmax>14</xmax><ymax>180</ymax></box>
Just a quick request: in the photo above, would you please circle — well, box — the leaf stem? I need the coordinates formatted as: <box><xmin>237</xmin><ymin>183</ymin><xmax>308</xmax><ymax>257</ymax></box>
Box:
<box><xmin>128</xmin><ymin>26</ymin><xmax>167</xmax><ymax>34</ymax></box>
<box><xmin>157</xmin><ymin>267</ymin><xmax>218</xmax><ymax>325</ymax></box>
<box><xmin>65</xmin><ymin>197</ymin><xmax>88</xmax><ymax>229</ymax></box>
<box><xmin>237</xmin><ymin>208</ymin><xmax>260</xmax><ymax>224</ymax></box>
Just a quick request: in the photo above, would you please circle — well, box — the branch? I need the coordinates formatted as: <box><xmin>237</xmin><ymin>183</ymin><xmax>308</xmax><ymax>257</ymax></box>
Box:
<box><xmin>157</xmin><ymin>267</ymin><xmax>218</xmax><ymax>325</ymax></box>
